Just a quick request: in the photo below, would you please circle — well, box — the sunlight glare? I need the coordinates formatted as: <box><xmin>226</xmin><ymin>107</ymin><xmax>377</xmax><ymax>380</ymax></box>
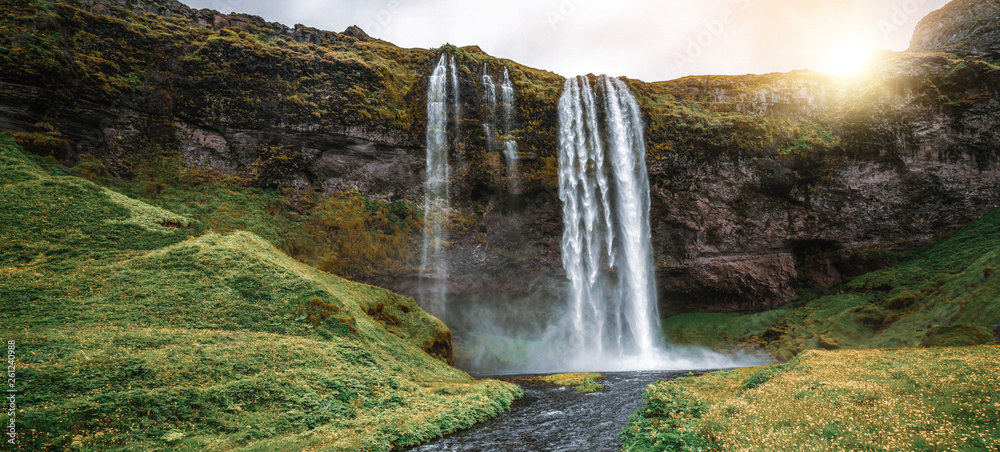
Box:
<box><xmin>821</xmin><ymin>39</ymin><xmax>875</xmax><ymax>76</ymax></box>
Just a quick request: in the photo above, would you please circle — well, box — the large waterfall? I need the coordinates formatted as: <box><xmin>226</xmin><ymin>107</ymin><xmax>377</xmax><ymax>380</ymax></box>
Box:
<box><xmin>419</xmin><ymin>55</ymin><xmax>458</xmax><ymax>315</ymax></box>
<box><xmin>555</xmin><ymin>75</ymin><xmax>661</xmax><ymax>366</ymax></box>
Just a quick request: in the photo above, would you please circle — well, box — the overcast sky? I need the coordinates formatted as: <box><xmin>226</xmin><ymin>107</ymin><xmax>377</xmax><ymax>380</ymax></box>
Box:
<box><xmin>185</xmin><ymin>0</ymin><xmax>952</xmax><ymax>81</ymax></box>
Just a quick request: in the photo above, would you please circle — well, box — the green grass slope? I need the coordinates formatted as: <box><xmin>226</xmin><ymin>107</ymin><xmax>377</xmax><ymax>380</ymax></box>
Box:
<box><xmin>0</xmin><ymin>133</ymin><xmax>521</xmax><ymax>451</ymax></box>
<box><xmin>620</xmin><ymin>346</ymin><xmax>1000</xmax><ymax>451</ymax></box>
<box><xmin>664</xmin><ymin>205</ymin><xmax>1000</xmax><ymax>360</ymax></box>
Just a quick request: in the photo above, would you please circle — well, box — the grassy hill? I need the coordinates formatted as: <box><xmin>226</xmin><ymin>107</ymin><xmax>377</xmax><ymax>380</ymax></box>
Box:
<box><xmin>620</xmin><ymin>346</ymin><xmax>1000</xmax><ymax>451</ymax></box>
<box><xmin>0</xmin><ymin>133</ymin><xmax>521</xmax><ymax>451</ymax></box>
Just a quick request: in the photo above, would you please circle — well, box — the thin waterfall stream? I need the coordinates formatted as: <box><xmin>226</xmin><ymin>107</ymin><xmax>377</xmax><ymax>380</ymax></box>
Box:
<box><xmin>501</xmin><ymin>67</ymin><xmax>519</xmax><ymax>186</ymax></box>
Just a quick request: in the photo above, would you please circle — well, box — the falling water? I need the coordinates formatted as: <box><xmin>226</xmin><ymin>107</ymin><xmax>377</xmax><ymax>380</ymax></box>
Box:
<box><xmin>446</xmin><ymin>74</ymin><xmax>761</xmax><ymax>373</ymax></box>
<box><xmin>481</xmin><ymin>65</ymin><xmax>498</xmax><ymax>153</ymax></box>
<box><xmin>555</xmin><ymin>75</ymin><xmax>660</xmax><ymax>366</ymax></box>
<box><xmin>419</xmin><ymin>55</ymin><xmax>457</xmax><ymax>316</ymax></box>
<box><xmin>500</xmin><ymin>68</ymin><xmax>519</xmax><ymax>185</ymax></box>
<box><xmin>449</xmin><ymin>55</ymin><xmax>460</xmax><ymax>149</ymax></box>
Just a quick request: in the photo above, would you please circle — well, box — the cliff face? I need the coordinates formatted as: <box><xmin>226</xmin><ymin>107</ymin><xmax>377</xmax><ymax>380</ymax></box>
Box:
<box><xmin>910</xmin><ymin>0</ymin><xmax>1000</xmax><ymax>55</ymax></box>
<box><xmin>2</xmin><ymin>0</ymin><xmax>999</xmax><ymax>315</ymax></box>
<box><xmin>0</xmin><ymin>0</ymin><xmax>561</xmax><ymax>200</ymax></box>
<box><xmin>640</xmin><ymin>55</ymin><xmax>1000</xmax><ymax>310</ymax></box>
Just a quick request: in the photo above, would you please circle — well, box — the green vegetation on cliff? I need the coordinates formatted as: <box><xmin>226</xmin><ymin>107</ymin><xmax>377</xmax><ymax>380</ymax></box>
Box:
<box><xmin>628</xmin><ymin>71</ymin><xmax>843</xmax><ymax>165</ymax></box>
<box><xmin>0</xmin><ymin>134</ymin><xmax>521</xmax><ymax>451</ymax></box>
<box><xmin>100</xmin><ymin>155</ymin><xmax>426</xmax><ymax>285</ymax></box>
<box><xmin>664</xmin><ymin>200</ymin><xmax>1000</xmax><ymax>359</ymax></box>
<box><xmin>620</xmin><ymin>346</ymin><xmax>1000</xmax><ymax>451</ymax></box>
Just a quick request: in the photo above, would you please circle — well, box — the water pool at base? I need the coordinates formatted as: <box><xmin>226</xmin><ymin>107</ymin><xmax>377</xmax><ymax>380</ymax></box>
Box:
<box><xmin>406</xmin><ymin>370</ymin><xmax>702</xmax><ymax>452</ymax></box>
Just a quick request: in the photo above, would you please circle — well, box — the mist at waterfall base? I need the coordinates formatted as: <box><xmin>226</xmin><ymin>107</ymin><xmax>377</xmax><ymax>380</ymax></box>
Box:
<box><xmin>448</xmin><ymin>292</ymin><xmax>766</xmax><ymax>374</ymax></box>
<box><xmin>419</xmin><ymin>61</ymin><xmax>766</xmax><ymax>373</ymax></box>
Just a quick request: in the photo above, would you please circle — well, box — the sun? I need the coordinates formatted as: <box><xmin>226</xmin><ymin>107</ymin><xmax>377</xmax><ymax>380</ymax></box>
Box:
<box><xmin>821</xmin><ymin>40</ymin><xmax>875</xmax><ymax>76</ymax></box>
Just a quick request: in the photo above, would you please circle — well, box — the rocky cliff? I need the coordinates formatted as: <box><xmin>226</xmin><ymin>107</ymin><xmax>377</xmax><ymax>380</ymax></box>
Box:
<box><xmin>640</xmin><ymin>52</ymin><xmax>1000</xmax><ymax>310</ymax></box>
<box><xmin>2</xmin><ymin>0</ymin><xmax>999</xmax><ymax>319</ymax></box>
<box><xmin>910</xmin><ymin>0</ymin><xmax>1000</xmax><ymax>55</ymax></box>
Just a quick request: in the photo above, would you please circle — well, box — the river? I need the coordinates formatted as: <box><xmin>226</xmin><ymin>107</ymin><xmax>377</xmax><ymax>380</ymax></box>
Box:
<box><xmin>407</xmin><ymin>370</ymin><xmax>702</xmax><ymax>452</ymax></box>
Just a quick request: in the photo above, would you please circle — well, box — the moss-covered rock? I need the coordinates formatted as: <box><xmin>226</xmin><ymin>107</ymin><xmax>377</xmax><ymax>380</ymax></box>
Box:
<box><xmin>922</xmin><ymin>324</ymin><xmax>998</xmax><ymax>347</ymax></box>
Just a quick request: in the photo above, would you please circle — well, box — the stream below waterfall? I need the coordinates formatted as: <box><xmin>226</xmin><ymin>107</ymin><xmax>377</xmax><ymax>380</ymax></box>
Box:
<box><xmin>406</xmin><ymin>370</ymin><xmax>704</xmax><ymax>452</ymax></box>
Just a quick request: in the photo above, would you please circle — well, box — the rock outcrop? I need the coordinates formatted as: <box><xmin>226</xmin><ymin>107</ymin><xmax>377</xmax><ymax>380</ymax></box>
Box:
<box><xmin>910</xmin><ymin>0</ymin><xmax>1000</xmax><ymax>56</ymax></box>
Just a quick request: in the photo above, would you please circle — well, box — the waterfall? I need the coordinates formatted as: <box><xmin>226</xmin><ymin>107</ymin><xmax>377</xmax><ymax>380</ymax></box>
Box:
<box><xmin>483</xmin><ymin>65</ymin><xmax>519</xmax><ymax>187</ymax></box>
<box><xmin>500</xmin><ymin>68</ymin><xmax>519</xmax><ymax>185</ymax></box>
<box><xmin>481</xmin><ymin>65</ymin><xmax>498</xmax><ymax>153</ymax></box>
<box><xmin>453</xmin><ymin>72</ymin><xmax>758</xmax><ymax>373</ymax></box>
<box><xmin>555</xmin><ymin>75</ymin><xmax>661</xmax><ymax>365</ymax></box>
<box><xmin>419</xmin><ymin>55</ymin><xmax>457</xmax><ymax>316</ymax></box>
<box><xmin>450</xmin><ymin>55</ymin><xmax>461</xmax><ymax>150</ymax></box>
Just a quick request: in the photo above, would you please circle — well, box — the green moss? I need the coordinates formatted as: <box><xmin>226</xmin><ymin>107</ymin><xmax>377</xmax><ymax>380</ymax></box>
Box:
<box><xmin>0</xmin><ymin>136</ymin><xmax>520</xmax><ymax>451</ymax></box>
<box><xmin>619</xmin><ymin>381</ymin><xmax>712</xmax><ymax>451</ymax></box>
<box><xmin>886</xmin><ymin>291</ymin><xmax>920</xmax><ymax>310</ymax></box>
<box><xmin>527</xmin><ymin>373</ymin><xmax>607</xmax><ymax>393</ymax></box>
<box><xmin>71</xmin><ymin>151</ymin><xmax>424</xmax><ymax>286</ymax></box>
<box><xmin>740</xmin><ymin>363</ymin><xmax>794</xmax><ymax>391</ymax></box>
<box><xmin>921</xmin><ymin>325</ymin><xmax>997</xmax><ymax>347</ymax></box>
<box><xmin>626</xmin><ymin>73</ymin><xmax>844</xmax><ymax>169</ymax></box>
<box><xmin>662</xmin><ymin>310</ymin><xmax>790</xmax><ymax>349</ymax></box>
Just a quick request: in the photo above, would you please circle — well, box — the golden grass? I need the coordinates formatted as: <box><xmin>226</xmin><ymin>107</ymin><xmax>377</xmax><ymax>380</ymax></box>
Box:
<box><xmin>624</xmin><ymin>346</ymin><xmax>1000</xmax><ymax>451</ymax></box>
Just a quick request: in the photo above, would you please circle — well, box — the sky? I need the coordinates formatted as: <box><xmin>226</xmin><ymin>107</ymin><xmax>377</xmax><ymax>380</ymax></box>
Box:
<box><xmin>185</xmin><ymin>0</ymin><xmax>952</xmax><ymax>81</ymax></box>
